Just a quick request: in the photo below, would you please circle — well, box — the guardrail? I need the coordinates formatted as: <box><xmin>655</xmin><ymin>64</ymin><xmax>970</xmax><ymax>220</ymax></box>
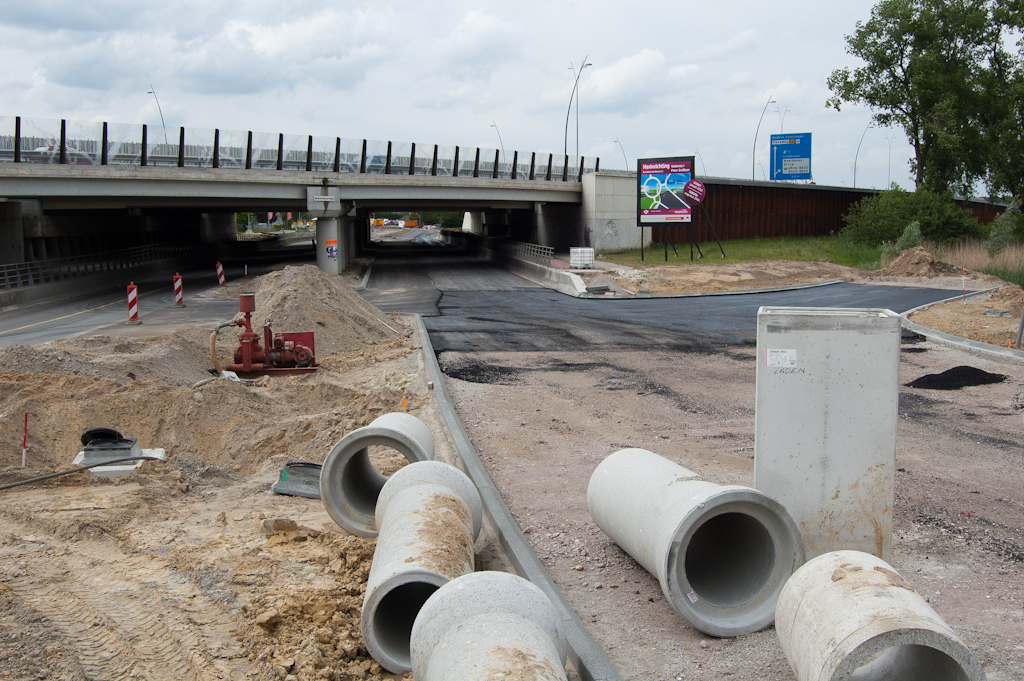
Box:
<box><xmin>502</xmin><ymin>241</ymin><xmax>554</xmax><ymax>267</ymax></box>
<box><xmin>0</xmin><ymin>244</ymin><xmax>196</xmax><ymax>290</ymax></box>
<box><xmin>0</xmin><ymin>115</ymin><xmax>599</xmax><ymax>182</ymax></box>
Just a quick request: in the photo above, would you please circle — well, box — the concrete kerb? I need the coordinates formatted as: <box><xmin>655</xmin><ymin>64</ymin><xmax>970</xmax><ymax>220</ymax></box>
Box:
<box><xmin>355</xmin><ymin>261</ymin><xmax>373</xmax><ymax>291</ymax></box>
<box><xmin>413</xmin><ymin>314</ymin><xmax>623</xmax><ymax>681</ymax></box>
<box><xmin>900</xmin><ymin>287</ymin><xmax>1024</xmax><ymax>365</ymax></box>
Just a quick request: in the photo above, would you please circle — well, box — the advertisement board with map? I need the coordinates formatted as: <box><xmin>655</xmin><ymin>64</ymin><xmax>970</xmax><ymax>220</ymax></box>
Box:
<box><xmin>637</xmin><ymin>156</ymin><xmax>695</xmax><ymax>225</ymax></box>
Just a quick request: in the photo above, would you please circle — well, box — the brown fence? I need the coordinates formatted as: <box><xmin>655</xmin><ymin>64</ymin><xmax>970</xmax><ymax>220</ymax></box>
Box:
<box><xmin>654</xmin><ymin>178</ymin><xmax>1004</xmax><ymax>245</ymax></box>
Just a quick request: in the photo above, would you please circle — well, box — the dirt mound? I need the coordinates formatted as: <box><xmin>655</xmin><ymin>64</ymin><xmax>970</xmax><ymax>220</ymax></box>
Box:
<box><xmin>251</xmin><ymin>264</ymin><xmax>398</xmax><ymax>357</ymax></box>
<box><xmin>881</xmin><ymin>246</ymin><xmax>941</xmax><ymax>276</ymax></box>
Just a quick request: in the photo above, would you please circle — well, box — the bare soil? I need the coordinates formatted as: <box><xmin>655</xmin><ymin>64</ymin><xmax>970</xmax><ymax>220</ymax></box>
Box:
<box><xmin>0</xmin><ymin>258</ymin><xmax>1021</xmax><ymax>681</ymax></box>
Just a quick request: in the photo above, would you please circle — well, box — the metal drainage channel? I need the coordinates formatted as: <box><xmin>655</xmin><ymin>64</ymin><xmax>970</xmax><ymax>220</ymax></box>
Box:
<box><xmin>415</xmin><ymin>314</ymin><xmax>622</xmax><ymax>681</ymax></box>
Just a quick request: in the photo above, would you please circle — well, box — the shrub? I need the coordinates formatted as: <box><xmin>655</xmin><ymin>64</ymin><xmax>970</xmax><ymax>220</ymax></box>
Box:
<box><xmin>842</xmin><ymin>187</ymin><xmax>982</xmax><ymax>245</ymax></box>
<box><xmin>984</xmin><ymin>199</ymin><xmax>1022</xmax><ymax>256</ymax></box>
<box><xmin>881</xmin><ymin>221</ymin><xmax>923</xmax><ymax>258</ymax></box>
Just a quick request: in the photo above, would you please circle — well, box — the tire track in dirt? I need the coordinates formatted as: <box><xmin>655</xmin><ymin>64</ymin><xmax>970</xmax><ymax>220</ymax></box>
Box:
<box><xmin>0</xmin><ymin>519</ymin><xmax>252</xmax><ymax>681</ymax></box>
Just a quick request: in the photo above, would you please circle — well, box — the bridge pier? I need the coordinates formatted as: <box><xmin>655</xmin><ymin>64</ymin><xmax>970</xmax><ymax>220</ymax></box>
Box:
<box><xmin>0</xmin><ymin>201</ymin><xmax>26</xmax><ymax>263</ymax></box>
<box><xmin>315</xmin><ymin>217</ymin><xmax>343</xmax><ymax>275</ymax></box>
<box><xmin>201</xmin><ymin>213</ymin><xmax>236</xmax><ymax>243</ymax></box>
<box><xmin>535</xmin><ymin>202</ymin><xmax>582</xmax><ymax>251</ymax></box>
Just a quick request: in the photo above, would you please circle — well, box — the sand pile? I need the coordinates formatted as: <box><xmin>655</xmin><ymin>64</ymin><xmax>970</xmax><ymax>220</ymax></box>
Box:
<box><xmin>881</xmin><ymin>247</ymin><xmax>941</xmax><ymax>277</ymax></box>
<box><xmin>251</xmin><ymin>265</ymin><xmax>397</xmax><ymax>357</ymax></box>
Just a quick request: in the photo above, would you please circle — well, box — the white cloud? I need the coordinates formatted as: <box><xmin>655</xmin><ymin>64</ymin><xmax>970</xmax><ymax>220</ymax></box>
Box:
<box><xmin>0</xmin><ymin>0</ymin><xmax>917</xmax><ymax>188</ymax></box>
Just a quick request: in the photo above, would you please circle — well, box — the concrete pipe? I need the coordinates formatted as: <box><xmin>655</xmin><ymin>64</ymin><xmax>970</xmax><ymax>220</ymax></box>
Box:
<box><xmin>587</xmin><ymin>448</ymin><xmax>805</xmax><ymax>637</ymax></box>
<box><xmin>319</xmin><ymin>412</ymin><xmax>434</xmax><ymax>537</ymax></box>
<box><xmin>775</xmin><ymin>550</ymin><xmax>985</xmax><ymax>681</ymax></box>
<box><xmin>411</xmin><ymin>571</ymin><xmax>568</xmax><ymax>681</ymax></box>
<box><xmin>361</xmin><ymin>461</ymin><xmax>482</xmax><ymax>674</ymax></box>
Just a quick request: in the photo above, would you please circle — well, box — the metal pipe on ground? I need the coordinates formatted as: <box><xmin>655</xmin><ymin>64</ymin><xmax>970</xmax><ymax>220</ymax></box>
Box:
<box><xmin>587</xmin><ymin>448</ymin><xmax>805</xmax><ymax>637</ymax></box>
<box><xmin>319</xmin><ymin>412</ymin><xmax>434</xmax><ymax>537</ymax></box>
<box><xmin>775</xmin><ymin>550</ymin><xmax>985</xmax><ymax>681</ymax></box>
<box><xmin>360</xmin><ymin>460</ymin><xmax>482</xmax><ymax>674</ymax></box>
<box><xmin>411</xmin><ymin>571</ymin><xmax>568</xmax><ymax>681</ymax></box>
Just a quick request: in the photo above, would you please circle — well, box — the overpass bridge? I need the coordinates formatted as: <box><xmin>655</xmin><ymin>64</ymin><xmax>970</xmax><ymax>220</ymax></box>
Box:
<box><xmin>0</xmin><ymin>115</ymin><xmax>635</xmax><ymax>282</ymax></box>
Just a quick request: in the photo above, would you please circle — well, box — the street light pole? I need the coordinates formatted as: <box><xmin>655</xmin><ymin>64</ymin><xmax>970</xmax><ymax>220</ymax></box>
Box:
<box><xmin>614</xmin><ymin>138</ymin><xmax>628</xmax><ymax>170</ymax></box>
<box><xmin>147</xmin><ymin>84</ymin><xmax>168</xmax><ymax>145</ymax></box>
<box><xmin>853</xmin><ymin>122</ymin><xmax>874</xmax><ymax>188</ymax></box>
<box><xmin>490</xmin><ymin>121</ymin><xmax>505</xmax><ymax>164</ymax></box>
<box><xmin>776</xmin><ymin>105</ymin><xmax>791</xmax><ymax>134</ymax></box>
<box><xmin>695</xmin><ymin>149</ymin><xmax>707</xmax><ymax>176</ymax></box>
<box><xmin>564</xmin><ymin>55</ymin><xmax>591</xmax><ymax>159</ymax></box>
<box><xmin>884</xmin><ymin>131</ymin><xmax>895</xmax><ymax>187</ymax></box>
<box><xmin>753</xmin><ymin>95</ymin><xmax>775</xmax><ymax>180</ymax></box>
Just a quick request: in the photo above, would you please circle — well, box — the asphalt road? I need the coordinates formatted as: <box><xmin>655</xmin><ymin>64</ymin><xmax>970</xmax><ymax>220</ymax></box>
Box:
<box><xmin>0</xmin><ymin>259</ymin><xmax>297</xmax><ymax>347</ymax></box>
<box><xmin>361</xmin><ymin>247</ymin><xmax>963</xmax><ymax>353</ymax></box>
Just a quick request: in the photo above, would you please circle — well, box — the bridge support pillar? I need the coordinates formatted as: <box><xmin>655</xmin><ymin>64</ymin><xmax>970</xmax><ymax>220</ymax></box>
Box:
<box><xmin>534</xmin><ymin>202</ymin><xmax>582</xmax><ymax>251</ymax></box>
<box><xmin>482</xmin><ymin>210</ymin><xmax>509</xmax><ymax>239</ymax></box>
<box><xmin>316</xmin><ymin>218</ymin><xmax>343</xmax><ymax>275</ymax></box>
<box><xmin>345</xmin><ymin>215</ymin><xmax>355</xmax><ymax>266</ymax></box>
<box><xmin>201</xmin><ymin>213</ymin><xmax>236</xmax><ymax>243</ymax></box>
<box><xmin>0</xmin><ymin>202</ymin><xmax>26</xmax><ymax>265</ymax></box>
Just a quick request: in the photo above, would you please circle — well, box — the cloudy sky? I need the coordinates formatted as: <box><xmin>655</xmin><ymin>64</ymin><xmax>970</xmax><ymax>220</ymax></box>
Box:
<box><xmin>0</xmin><ymin>0</ymin><xmax>911</xmax><ymax>189</ymax></box>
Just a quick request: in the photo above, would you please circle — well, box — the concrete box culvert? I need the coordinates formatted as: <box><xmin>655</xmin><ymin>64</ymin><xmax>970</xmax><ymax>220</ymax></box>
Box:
<box><xmin>775</xmin><ymin>550</ymin><xmax>985</xmax><ymax>681</ymax></box>
<box><xmin>319</xmin><ymin>412</ymin><xmax>434</xmax><ymax>537</ymax></box>
<box><xmin>411</xmin><ymin>571</ymin><xmax>568</xmax><ymax>681</ymax></box>
<box><xmin>360</xmin><ymin>460</ymin><xmax>482</xmax><ymax>674</ymax></box>
<box><xmin>587</xmin><ymin>448</ymin><xmax>805</xmax><ymax>637</ymax></box>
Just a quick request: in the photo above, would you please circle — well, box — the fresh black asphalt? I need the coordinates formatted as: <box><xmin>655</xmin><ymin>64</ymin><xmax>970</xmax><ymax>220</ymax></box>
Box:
<box><xmin>361</xmin><ymin>247</ymin><xmax>963</xmax><ymax>354</ymax></box>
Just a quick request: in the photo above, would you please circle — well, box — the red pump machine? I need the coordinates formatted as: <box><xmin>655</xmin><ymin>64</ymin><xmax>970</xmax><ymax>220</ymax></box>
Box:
<box><xmin>216</xmin><ymin>294</ymin><xmax>318</xmax><ymax>376</ymax></box>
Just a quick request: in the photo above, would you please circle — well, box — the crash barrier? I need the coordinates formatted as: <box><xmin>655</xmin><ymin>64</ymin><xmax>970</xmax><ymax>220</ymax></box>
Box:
<box><xmin>411</xmin><ymin>571</ymin><xmax>568</xmax><ymax>681</ymax></box>
<box><xmin>587</xmin><ymin>448</ymin><xmax>805</xmax><ymax>637</ymax></box>
<box><xmin>360</xmin><ymin>461</ymin><xmax>482</xmax><ymax>674</ymax></box>
<box><xmin>776</xmin><ymin>550</ymin><xmax>985</xmax><ymax>681</ymax></box>
<box><xmin>319</xmin><ymin>412</ymin><xmax>434</xmax><ymax>537</ymax></box>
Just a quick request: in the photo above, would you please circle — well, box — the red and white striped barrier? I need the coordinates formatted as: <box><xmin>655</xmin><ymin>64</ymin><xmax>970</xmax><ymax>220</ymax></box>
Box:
<box><xmin>126</xmin><ymin>282</ymin><xmax>140</xmax><ymax>323</ymax></box>
<box><xmin>216</xmin><ymin>261</ymin><xmax>226</xmax><ymax>286</ymax></box>
<box><xmin>173</xmin><ymin>273</ymin><xmax>184</xmax><ymax>306</ymax></box>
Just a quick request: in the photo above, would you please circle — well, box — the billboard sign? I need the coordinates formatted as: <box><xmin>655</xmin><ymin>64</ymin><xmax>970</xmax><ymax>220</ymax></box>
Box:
<box><xmin>638</xmin><ymin>156</ymin><xmax>694</xmax><ymax>224</ymax></box>
<box><xmin>770</xmin><ymin>133</ymin><xmax>812</xmax><ymax>181</ymax></box>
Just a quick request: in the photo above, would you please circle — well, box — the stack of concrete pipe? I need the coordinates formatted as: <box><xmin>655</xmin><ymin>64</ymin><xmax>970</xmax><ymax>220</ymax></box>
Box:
<box><xmin>360</xmin><ymin>460</ymin><xmax>482</xmax><ymax>674</ymax></box>
<box><xmin>588</xmin><ymin>448</ymin><xmax>805</xmax><ymax>637</ymax></box>
<box><xmin>319</xmin><ymin>412</ymin><xmax>434</xmax><ymax>536</ymax></box>
<box><xmin>776</xmin><ymin>550</ymin><xmax>985</xmax><ymax>681</ymax></box>
<box><xmin>411</xmin><ymin>571</ymin><xmax>568</xmax><ymax>681</ymax></box>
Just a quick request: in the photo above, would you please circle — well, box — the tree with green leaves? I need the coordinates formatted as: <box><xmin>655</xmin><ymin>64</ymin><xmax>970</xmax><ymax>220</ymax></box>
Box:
<box><xmin>977</xmin><ymin>2</ymin><xmax>1024</xmax><ymax>199</ymax></box>
<box><xmin>827</xmin><ymin>0</ymin><xmax>1001</xmax><ymax>195</ymax></box>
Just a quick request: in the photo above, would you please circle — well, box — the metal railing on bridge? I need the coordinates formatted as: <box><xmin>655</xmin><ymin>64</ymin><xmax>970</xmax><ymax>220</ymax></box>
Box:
<box><xmin>501</xmin><ymin>241</ymin><xmax>554</xmax><ymax>267</ymax></box>
<box><xmin>0</xmin><ymin>244</ymin><xmax>196</xmax><ymax>291</ymax></box>
<box><xmin>0</xmin><ymin>116</ymin><xmax>599</xmax><ymax>182</ymax></box>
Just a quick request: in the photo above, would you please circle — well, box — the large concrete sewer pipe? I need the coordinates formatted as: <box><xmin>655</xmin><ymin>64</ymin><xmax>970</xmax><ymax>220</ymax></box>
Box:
<box><xmin>587</xmin><ymin>448</ymin><xmax>805</xmax><ymax>637</ymax></box>
<box><xmin>775</xmin><ymin>550</ymin><xmax>985</xmax><ymax>681</ymax></box>
<box><xmin>319</xmin><ymin>412</ymin><xmax>434</xmax><ymax>537</ymax></box>
<box><xmin>360</xmin><ymin>460</ymin><xmax>482</xmax><ymax>674</ymax></box>
<box><xmin>411</xmin><ymin>571</ymin><xmax>568</xmax><ymax>681</ymax></box>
